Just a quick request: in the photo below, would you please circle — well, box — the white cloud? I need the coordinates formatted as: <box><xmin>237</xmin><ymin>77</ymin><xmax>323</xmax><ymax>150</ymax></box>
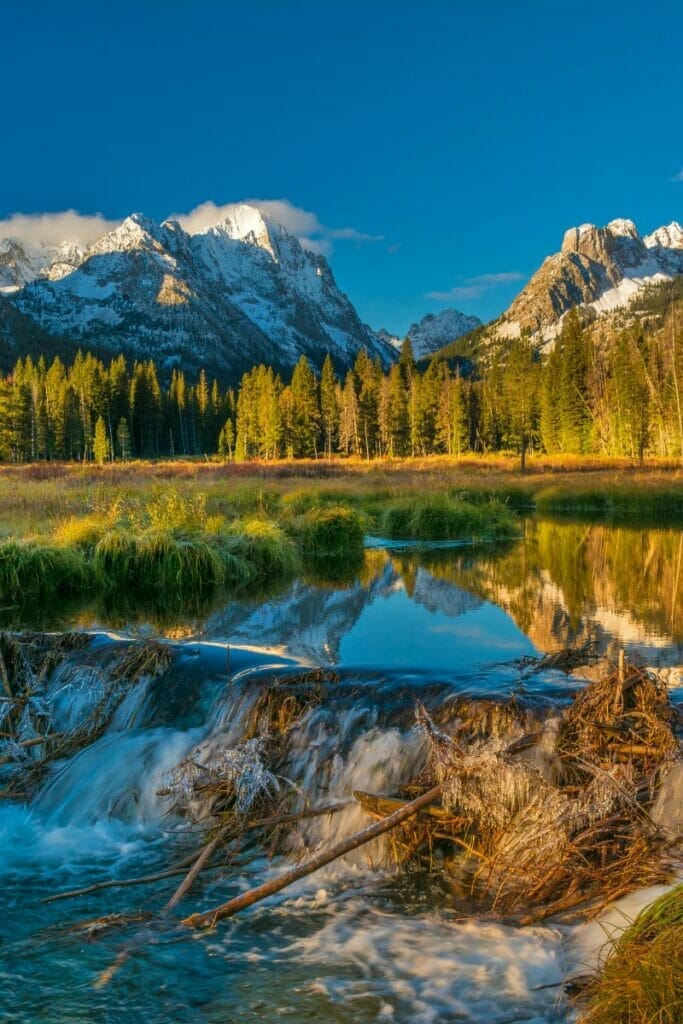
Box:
<box><xmin>329</xmin><ymin>226</ymin><xmax>385</xmax><ymax>242</ymax></box>
<box><xmin>468</xmin><ymin>272</ymin><xmax>525</xmax><ymax>286</ymax></box>
<box><xmin>0</xmin><ymin>210</ymin><xmax>119</xmax><ymax>248</ymax></box>
<box><xmin>295</xmin><ymin>236</ymin><xmax>331</xmax><ymax>256</ymax></box>
<box><xmin>427</xmin><ymin>271</ymin><xmax>525</xmax><ymax>302</ymax></box>
<box><xmin>672</xmin><ymin>168</ymin><xmax>683</xmax><ymax>182</ymax></box>
<box><xmin>428</xmin><ymin>285</ymin><xmax>483</xmax><ymax>301</ymax></box>
<box><xmin>173</xmin><ymin>198</ymin><xmax>383</xmax><ymax>254</ymax></box>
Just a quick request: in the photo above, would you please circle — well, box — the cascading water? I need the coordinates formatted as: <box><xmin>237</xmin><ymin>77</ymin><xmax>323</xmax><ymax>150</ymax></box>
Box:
<box><xmin>1</xmin><ymin>529</ymin><xmax>681</xmax><ymax>1024</ymax></box>
<box><xmin>0</xmin><ymin>634</ymin><xmax>579</xmax><ymax>1023</ymax></box>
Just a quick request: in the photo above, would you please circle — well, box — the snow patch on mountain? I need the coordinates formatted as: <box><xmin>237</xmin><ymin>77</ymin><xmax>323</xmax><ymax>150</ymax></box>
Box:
<box><xmin>0</xmin><ymin>205</ymin><xmax>397</xmax><ymax>379</ymax></box>
<box><xmin>500</xmin><ymin>219</ymin><xmax>683</xmax><ymax>342</ymax></box>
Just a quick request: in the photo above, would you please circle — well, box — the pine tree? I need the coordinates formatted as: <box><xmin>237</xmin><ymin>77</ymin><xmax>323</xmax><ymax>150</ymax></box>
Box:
<box><xmin>218</xmin><ymin>419</ymin><xmax>235</xmax><ymax>459</ymax></box>
<box><xmin>558</xmin><ymin>311</ymin><xmax>592</xmax><ymax>453</ymax></box>
<box><xmin>339</xmin><ymin>372</ymin><xmax>360</xmax><ymax>455</ymax></box>
<box><xmin>289</xmin><ymin>356</ymin><xmax>320</xmax><ymax>458</ymax></box>
<box><xmin>93</xmin><ymin>415</ymin><xmax>110</xmax><ymax>464</ymax></box>
<box><xmin>116</xmin><ymin>417</ymin><xmax>132</xmax><ymax>460</ymax></box>
<box><xmin>501</xmin><ymin>334</ymin><xmax>538</xmax><ymax>471</ymax></box>
<box><xmin>385</xmin><ymin>363</ymin><xmax>409</xmax><ymax>456</ymax></box>
<box><xmin>320</xmin><ymin>354</ymin><xmax>339</xmax><ymax>458</ymax></box>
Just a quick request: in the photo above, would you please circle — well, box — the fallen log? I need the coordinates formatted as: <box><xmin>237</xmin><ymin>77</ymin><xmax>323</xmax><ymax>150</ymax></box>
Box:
<box><xmin>182</xmin><ymin>783</ymin><xmax>444</xmax><ymax>929</ymax></box>
<box><xmin>353</xmin><ymin>789</ymin><xmax>463</xmax><ymax>824</ymax></box>
<box><xmin>167</xmin><ymin>801</ymin><xmax>351</xmax><ymax>911</ymax></box>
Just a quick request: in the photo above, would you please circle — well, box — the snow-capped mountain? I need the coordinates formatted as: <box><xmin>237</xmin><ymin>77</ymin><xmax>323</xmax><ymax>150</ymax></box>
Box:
<box><xmin>406</xmin><ymin>309</ymin><xmax>482</xmax><ymax>358</ymax></box>
<box><xmin>498</xmin><ymin>218</ymin><xmax>683</xmax><ymax>341</ymax></box>
<box><xmin>0</xmin><ymin>238</ymin><xmax>86</xmax><ymax>292</ymax></box>
<box><xmin>0</xmin><ymin>204</ymin><xmax>397</xmax><ymax>379</ymax></box>
<box><xmin>372</xmin><ymin>308</ymin><xmax>482</xmax><ymax>360</ymax></box>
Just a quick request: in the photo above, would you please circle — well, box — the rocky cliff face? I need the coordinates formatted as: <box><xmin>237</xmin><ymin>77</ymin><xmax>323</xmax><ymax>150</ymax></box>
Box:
<box><xmin>498</xmin><ymin>218</ymin><xmax>683</xmax><ymax>340</ymax></box>
<box><xmin>0</xmin><ymin>205</ymin><xmax>397</xmax><ymax>380</ymax></box>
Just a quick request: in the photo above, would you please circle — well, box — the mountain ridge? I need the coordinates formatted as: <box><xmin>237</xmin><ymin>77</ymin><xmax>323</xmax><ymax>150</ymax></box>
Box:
<box><xmin>0</xmin><ymin>206</ymin><xmax>397</xmax><ymax>381</ymax></box>
<box><xmin>497</xmin><ymin>217</ymin><xmax>683</xmax><ymax>342</ymax></box>
<box><xmin>1</xmin><ymin>208</ymin><xmax>681</xmax><ymax>380</ymax></box>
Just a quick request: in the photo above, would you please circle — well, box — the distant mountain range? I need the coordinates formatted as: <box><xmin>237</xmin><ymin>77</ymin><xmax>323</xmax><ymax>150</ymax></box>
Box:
<box><xmin>0</xmin><ymin>206</ymin><xmax>681</xmax><ymax>379</ymax></box>
<box><xmin>375</xmin><ymin>308</ymin><xmax>482</xmax><ymax>360</ymax></box>
<box><xmin>0</xmin><ymin>205</ymin><xmax>397</xmax><ymax>380</ymax></box>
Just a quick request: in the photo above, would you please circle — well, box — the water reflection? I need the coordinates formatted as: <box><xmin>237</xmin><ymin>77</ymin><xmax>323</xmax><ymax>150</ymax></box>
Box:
<box><xmin>204</xmin><ymin>521</ymin><xmax>682</xmax><ymax>676</ymax></box>
<box><xmin>4</xmin><ymin>520</ymin><xmax>680</xmax><ymax>678</ymax></box>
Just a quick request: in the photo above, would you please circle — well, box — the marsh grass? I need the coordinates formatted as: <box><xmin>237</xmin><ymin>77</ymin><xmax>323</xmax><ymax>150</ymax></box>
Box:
<box><xmin>379</xmin><ymin>495</ymin><xmax>517</xmax><ymax>542</ymax></box>
<box><xmin>0</xmin><ymin>459</ymin><xmax>680</xmax><ymax>617</ymax></box>
<box><xmin>293</xmin><ymin>505</ymin><xmax>366</xmax><ymax>557</ymax></box>
<box><xmin>93</xmin><ymin>528</ymin><xmax>227</xmax><ymax>593</ymax></box>
<box><xmin>223</xmin><ymin>519</ymin><xmax>301</xmax><ymax>584</ymax></box>
<box><xmin>578</xmin><ymin>885</ymin><xmax>683</xmax><ymax>1024</ymax></box>
<box><xmin>535</xmin><ymin>485</ymin><xmax>683</xmax><ymax>523</ymax></box>
<box><xmin>0</xmin><ymin>541</ymin><xmax>89</xmax><ymax>604</ymax></box>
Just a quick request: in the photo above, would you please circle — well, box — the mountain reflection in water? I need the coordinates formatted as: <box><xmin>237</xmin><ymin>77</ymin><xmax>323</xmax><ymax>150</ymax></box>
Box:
<box><xmin>204</xmin><ymin>520</ymin><xmax>682</xmax><ymax>680</ymax></box>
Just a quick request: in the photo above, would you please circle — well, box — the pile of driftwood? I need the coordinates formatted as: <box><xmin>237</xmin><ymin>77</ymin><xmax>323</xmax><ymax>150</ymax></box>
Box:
<box><xmin>174</xmin><ymin>662</ymin><xmax>680</xmax><ymax>931</ymax></box>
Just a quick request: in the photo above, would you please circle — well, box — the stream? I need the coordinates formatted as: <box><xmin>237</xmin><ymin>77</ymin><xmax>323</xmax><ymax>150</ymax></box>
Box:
<box><xmin>1</xmin><ymin>518</ymin><xmax>681</xmax><ymax>1023</ymax></box>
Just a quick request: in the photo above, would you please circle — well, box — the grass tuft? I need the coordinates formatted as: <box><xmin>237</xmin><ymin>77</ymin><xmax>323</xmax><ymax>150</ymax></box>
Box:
<box><xmin>380</xmin><ymin>495</ymin><xmax>517</xmax><ymax>542</ymax></box>
<box><xmin>93</xmin><ymin>528</ymin><xmax>227</xmax><ymax>593</ymax></box>
<box><xmin>293</xmin><ymin>505</ymin><xmax>366</xmax><ymax>557</ymax></box>
<box><xmin>578</xmin><ymin>884</ymin><xmax>683</xmax><ymax>1024</ymax></box>
<box><xmin>53</xmin><ymin>513</ymin><xmax>110</xmax><ymax>551</ymax></box>
<box><xmin>0</xmin><ymin>540</ymin><xmax>89</xmax><ymax>604</ymax></box>
<box><xmin>223</xmin><ymin>519</ymin><xmax>301</xmax><ymax>583</ymax></box>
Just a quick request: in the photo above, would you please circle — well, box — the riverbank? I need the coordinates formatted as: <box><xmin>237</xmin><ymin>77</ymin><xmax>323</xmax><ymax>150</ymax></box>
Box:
<box><xmin>0</xmin><ymin>455</ymin><xmax>681</xmax><ymax>541</ymax></box>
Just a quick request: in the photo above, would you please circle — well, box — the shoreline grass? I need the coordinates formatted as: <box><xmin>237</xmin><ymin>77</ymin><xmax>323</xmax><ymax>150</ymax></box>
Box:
<box><xmin>0</xmin><ymin>456</ymin><xmax>680</xmax><ymax>541</ymax></box>
<box><xmin>0</xmin><ymin>485</ymin><xmax>518</xmax><ymax>610</ymax></box>
<box><xmin>577</xmin><ymin>884</ymin><xmax>683</xmax><ymax>1024</ymax></box>
<box><xmin>0</xmin><ymin>456</ymin><xmax>680</xmax><ymax>611</ymax></box>
<box><xmin>379</xmin><ymin>495</ymin><xmax>518</xmax><ymax>542</ymax></box>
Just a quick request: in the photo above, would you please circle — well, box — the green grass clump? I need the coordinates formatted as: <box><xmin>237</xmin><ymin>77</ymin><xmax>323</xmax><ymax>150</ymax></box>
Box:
<box><xmin>93</xmin><ymin>528</ymin><xmax>227</xmax><ymax>593</ymax></box>
<box><xmin>579</xmin><ymin>884</ymin><xmax>682</xmax><ymax>1024</ymax></box>
<box><xmin>0</xmin><ymin>540</ymin><xmax>89</xmax><ymax>603</ymax></box>
<box><xmin>293</xmin><ymin>505</ymin><xmax>366</xmax><ymax>557</ymax></box>
<box><xmin>379</xmin><ymin>495</ymin><xmax>517</xmax><ymax>542</ymax></box>
<box><xmin>535</xmin><ymin>485</ymin><xmax>683</xmax><ymax>523</ymax></box>
<box><xmin>223</xmin><ymin>519</ymin><xmax>301</xmax><ymax>583</ymax></box>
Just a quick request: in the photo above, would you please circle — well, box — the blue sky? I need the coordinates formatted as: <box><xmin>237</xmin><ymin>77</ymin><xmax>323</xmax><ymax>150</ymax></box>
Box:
<box><xmin>2</xmin><ymin>0</ymin><xmax>681</xmax><ymax>333</ymax></box>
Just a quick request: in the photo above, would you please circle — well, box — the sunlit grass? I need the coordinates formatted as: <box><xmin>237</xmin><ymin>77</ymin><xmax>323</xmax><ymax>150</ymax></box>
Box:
<box><xmin>379</xmin><ymin>495</ymin><xmax>518</xmax><ymax>541</ymax></box>
<box><xmin>578</xmin><ymin>885</ymin><xmax>683</xmax><ymax>1024</ymax></box>
<box><xmin>223</xmin><ymin>518</ymin><xmax>301</xmax><ymax>583</ymax></box>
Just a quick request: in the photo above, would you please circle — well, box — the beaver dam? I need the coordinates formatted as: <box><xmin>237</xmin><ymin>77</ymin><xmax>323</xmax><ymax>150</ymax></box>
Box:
<box><xmin>1</xmin><ymin>622</ymin><xmax>681</xmax><ymax>1023</ymax></box>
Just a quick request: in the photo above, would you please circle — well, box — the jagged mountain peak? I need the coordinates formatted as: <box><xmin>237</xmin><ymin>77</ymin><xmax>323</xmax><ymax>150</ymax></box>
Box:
<box><xmin>88</xmin><ymin>213</ymin><xmax>178</xmax><ymax>255</ymax></box>
<box><xmin>0</xmin><ymin>205</ymin><xmax>396</xmax><ymax>380</ymax></box>
<box><xmin>644</xmin><ymin>222</ymin><xmax>683</xmax><ymax>250</ymax></box>
<box><xmin>501</xmin><ymin>216</ymin><xmax>683</xmax><ymax>340</ymax></box>
<box><xmin>207</xmin><ymin>203</ymin><xmax>275</xmax><ymax>245</ymax></box>
<box><xmin>407</xmin><ymin>308</ymin><xmax>482</xmax><ymax>359</ymax></box>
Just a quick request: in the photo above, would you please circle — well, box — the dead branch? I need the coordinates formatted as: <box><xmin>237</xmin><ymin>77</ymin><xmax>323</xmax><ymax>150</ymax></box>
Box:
<box><xmin>182</xmin><ymin>783</ymin><xmax>444</xmax><ymax>928</ymax></box>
